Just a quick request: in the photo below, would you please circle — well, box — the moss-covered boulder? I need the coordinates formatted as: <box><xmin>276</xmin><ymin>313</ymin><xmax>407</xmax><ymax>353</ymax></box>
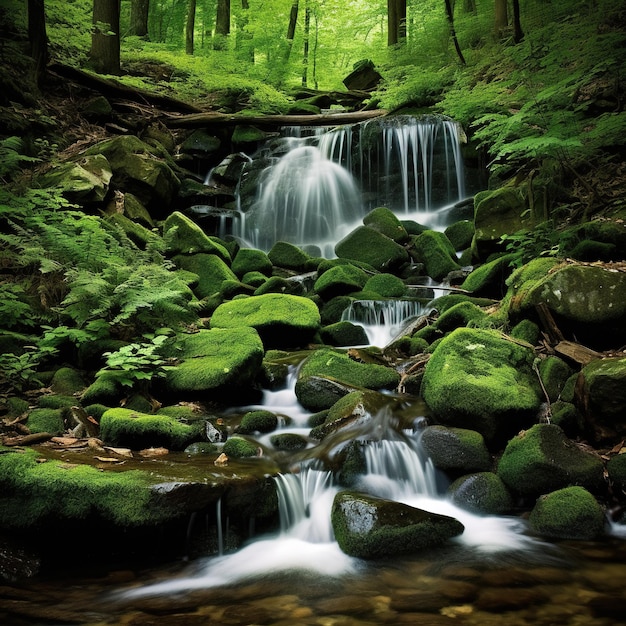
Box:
<box><xmin>270</xmin><ymin>433</ymin><xmax>309</xmax><ymax>451</ymax></box>
<box><xmin>106</xmin><ymin>213</ymin><xmax>161</xmax><ymax>250</ymax></box>
<box><xmin>434</xmin><ymin>301</ymin><xmax>488</xmax><ymax>334</ymax></box>
<box><xmin>100</xmin><ymin>408</ymin><xmax>202</xmax><ymax>450</ymax></box>
<box><xmin>163</xmin><ymin>211</ymin><xmax>231</xmax><ymax>261</ymax></box>
<box><xmin>335</xmin><ymin>226</ymin><xmax>410</xmax><ymax>272</ymax></box>
<box><xmin>607</xmin><ymin>453</ymin><xmax>626</xmax><ymax>491</ymax></box>
<box><xmin>268</xmin><ymin>241</ymin><xmax>312</xmax><ymax>272</ymax></box>
<box><xmin>80</xmin><ymin>369</ymin><xmax>126</xmax><ymax>406</ymax></box>
<box><xmin>232</xmin><ymin>248</ymin><xmax>273</xmax><ymax>277</ymax></box>
<box><xmin>420</xmin><ymin>426</ymin><xmax>492</xmax><ymax>474</ymax></box>
<box><xmin>575</xmin><ymin>357</ymin><xmax>626</xmax><ymax>444</ymax></box>
<box><xmin>497</xmin><ymin>424</ymin><xmax>605</xmax><ymax>497</ymax></box>
<box><xmin>237</xmin><ymin>410</ymin><xmax>279</xmax><ymax>434</ymax></box>
<box><xmin>460</xmin><ymin>254</ymin><xmax>516</xmax><ymax>299</ymax></box>
<box><xmin>363</xmin><ymin>273</ymin><xmax>407</xmax><ymax>298</ymax></box>
<box><xmin>362</xmin><ymin>207</ymin><xmax>410</xmax><ymax>243</ymax></box>
<box><xmin>160</xmin><ymin>328</ymin><xmax>264</xmax><ymax>398</ymax></box>
<box><xmin>50</xmin><ymin>367</ymin><xmax>86</xmax><ymax>396</ymax></box>
<box><xmin>26</xmin><ymin>408</ymin><xmax>65</xmax><ymax>435</ymax></box>
<box><xmin>313</xmin><ymin>264</ymin><xmax>369</xmax><ymax>300</ymax></box>
<box><xmin>528</xmin><ymin>486</ymin><xmax>606</xmax><ymax>540</ymax></box>
<box><xmin>320</xmin><ymin>321</ymin><xmax>369</xmax><ymax>347</ymax></box>
<box><xmin>411</xmin><ymin>230</ymin><xmax>461</xmax><ymax>282</ymax></box>
<box><xmin>538</xmin><ymin>355</ymin><xmax>573</xmax><ymax>403</ymax></box>
<box><xmin>331</xmin><ymin>491</ymin><xmax>464</xmax><ymax>559</ymax></box>
<box><xmin>222</xmin><ymin>436</ymin><xmax>260</xmax><ymax>459</ymax></box>
<box><xmin>295</xmin><ymin>348</ymin><xmax>400</xmax><ymax>412</ymax></box>
<box><xmin>421</xmin><ymin>328</ymin><xmax>541</xmax><ymax>444</ymax></box>
<box><xmin>210</xmin><ymin>293</ymin><xmax>321</xmax><ymax>349</ymax></box>
<box><xmin>445</xmin><ymin>220</ymin><xmax>475</xmax><ymax>252</ymax></box>
<box><xmin>447</xmin><ymin>472</ymin><xmax>514</xmax><ymax>515</ymax></box>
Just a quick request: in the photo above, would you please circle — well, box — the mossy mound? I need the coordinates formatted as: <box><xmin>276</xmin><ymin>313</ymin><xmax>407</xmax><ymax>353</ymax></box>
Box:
<box><xmin>445</xmin><ymin>219</ymin><xmax>475</xmax><ymax>252</ymax></box>
<box><xmin>270</xmin><ymin>433</ymin><xmax>309</xmax><ymax>451</ymax></box>
<box><xmin>421</xmin><ymin>327</ymin><xmax>541</xmax><ymax>444</ymax></box>
<box><xmin>434</xmin><ymin>301</ymin><xmax>488</xmax><ymax>334</ymax></box>
<box><xmin>210</xmin><ymin>293</ymin><xmax>321</xmax><ymax>349</ymax></box>
<box><xmin>100</xmin><ymin>408</ymin><xmax>203</xmax><ymax>450</ymax></box>
<box><xmin>331</xmin><ymin>491</ymin><xmax>464</xmax><ymax>559</ymax></box>
<box><xmin>363</xmin><ymin>273</ymin><xmax>407</xmax><ymax>298</ymax></box>
<box><xmin>163</xmin><ymin>211</ymin><xmax>231</xmax><ymax>260</ymax></box>
<box><xmin>528</xmin><ymin>486</ymin><xmax>605</xmax><ymax>540</ymax></box>
<box><xmin>460</xmin><ymin>254</ymin><xmax>516</xmax><ymax>299</ymax></box>
<box><xmin>420</xmin><ymin>425</ymin><xmax>492</xmax><ymax>474</ymax></box>
<box><xmin>172</xmin><ymin>253</ymin><xmax>238</xmax><ymax>299</ymax></box>
<box><xmin>607</xmin><ymin>453</ymin><xmax>626</xmax><ymax>491</ymax></box>
<box><xmin>362</xmin><ymin>207</ymin><xmax>410</xmax><ymax>243</ymax></box>
<box><xmin>232</xmin><ymin>248</ymin><xmax>273</xmax><ymax>277</ymax></box>
<box><xmin>320</xmin><ymin>321</ymin><xmax>369</xmax><ymax>347</ymax></box>
<box><xmin>223</xmin><ymin>436</ymin><xmax>259</xmax><ymax>458</ymax></box>
<box><xmin>26</xmin><ymin>408</ymin><xmax>65</xmax><ymax>435</ymax></box>
<box><xmin>238</xmin><ymin>410</ymin><xmax>279</xmax><ymax>434</ymax></box>
<box><xmin>80</xmin><ymin>370</ymin><xmax>126</xmax><ymax>406</ymax></box>
<box><xmin>268</xmin><ymin>241</ymin><xmax>312</xmax><ymax>272</ymax></box>
<box><xmin>313</xmin><ymin>264</ymin><xmax>369</xmax><ymax>300</ymax></box>
<box><xmin>497</xmin><ymin>424</ymin><xmax>605</xmax><ymax>497</ymax></box>
<box><xmin>160</xmin><ymin>328</ymin><xmax>264</xmax><ymax>397</ymax></box>
<box><xmin>447</xmin><ymin>472</ymin><xmax>514</xmax><ymax>515</ymax></box>
<box><xmin>537</xmin><ymin>355</ymin><xmax>573</xmax><ymax>403</ymax></box>
<box><xmin>411</xmin><ymin>230</ymin><xmax>461</xmax><ymax>281</ymax></box>
<box><xmin>295</xmin><ymin>349</ymin><xmax>400</xmax><ymax>412</ymax></box>
<box><xmin>50</xmin><ymin>367</ymin><xmax>86</xmax><ymax>396</ymax></box>
<box><xmin>335</xmin><ymin>226</ymin><xmax>410</xmax><ymax>271</ymax></box>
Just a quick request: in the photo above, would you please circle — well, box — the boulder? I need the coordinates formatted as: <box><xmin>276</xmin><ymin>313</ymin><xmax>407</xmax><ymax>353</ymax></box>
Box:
<box><xmin>331</xmin><ymin>491</ymin><xmax>464</xmax><ymax>559</ymax></box>
<box><xmin>335</xmin><ymin>226</ymin><xmax>410</xmax><ymax>272</ymax></box>
<box><xmin>445</xmin><ymin>219</ymin><xmax>475</xmax><ymax>252</ymax></box>
<box><xmin>172</xmin><ymin>253</ymin><xmax>237</xmax><ymax>299</ymax></box>
<box><xmin>320</xmin><ymin>321</ymin><xmax>369</xmax><ymax>347</ymax></box>
<box><xmin>363</xmin><ymin>273</ymin><xmax>407</xmax><ymax>297</ymax></box>
<box><xmin>496</xmin><ymin>424</ymin><xmax>605</xmax><ymax>497</ymax></box>
<box><xmin>607</xmin><ymin>453</ymin><xmax>626</xmax><ymax>492</ymax></box>
<box><xmin>237</xmin><ymin>410</ymin><xmax>278</xmax><ymax>434</ymax></box>
<box><xmin>232</xmin><ymin>248</ymin><xmax>273</xmax><ymax>277</ymax></box>
<box><xmin>268</xmin><ymin>241</ymin><xmax>313</xmax><ymax>272</ymax></box>
<box><xmin>313</xmin><ymin>264</ymin><xmax>369</xmax><ymax>300</ymax></box>
<box><xmin>575</xmin><ymin>356</ymin><xmax>626</xmax><ymax>444</ymax></box>
<box><xmin>160</xmin><ymin>328</ymin><xmax>264</xmax><ymax>398</ymax></box>
<box><xmin>163</xmin><ymin>211</ymin><xmax>231</xmax><ymax>261</ymax></box>
<box><xmin>223</xmin><ymin>436</ymin><xmax>260</xmax><ymax>459</ymax></box>
<box><xmin>295</xmin><ymin>348</ymin><xmax>400</xmax><ymax>412</ymax></box>
<box><xmin>362</xmin><ymin>207</ymin><xmax>410</xmax><ymax>243</ymax></box>
<box><xmin>434</xmin><ymin>301</ymin><xmax>488</xmax><ymax>334</ymax></box>
<box><xmin>210</xmin><ymin>293</ymin><xmax>320</xmax><ymax>349</ymax></box>
<box><xmin>460</xmin><ymin>253</ymin><xmax>516</xmax><ymax>299</ymax></box>
<box><xmin>421</xmin><ymin>327</ymin><xmax>541</xmax><ymax>445</ymax></box>
<box><xmin>343</xmin><ymin>59</ymin><xmax>382</xmax><ymax>91</ymax></box>
<box><xmin>528</xmin><ymin>486</ymin><xmax>606</xmax><ymax>540</ymax></box>
<box><xmin>447</xmin><ymin>472</ymin><xmax>514</xmax><ymax>515</ymax></box>
<box><xmin>420</xmin><ymin>425</ymin><xmax>492</xmax><ymax>474</ymax></box>
<box><xmin>411</xmin><ymin>230</ymin><xmax>461</xmax><ymax>281</ymax></box>
<box><xmin>180</xmin><ymin>130</ymin><xmax>221</xmax><ymax>159</ymax></box>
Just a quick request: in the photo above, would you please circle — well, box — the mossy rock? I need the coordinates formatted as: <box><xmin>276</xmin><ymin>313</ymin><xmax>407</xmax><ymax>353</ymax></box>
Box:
<box><xmin>331</xmin><ymin>491</ymin><xmax>464</xmax><ymax>559</ymax></box>
<box><xmin>459</xmin><ymin>254</ymin><xmax>516</xmax><ymax>299</ymax></box>
<box><xmin>362</xmin><ymin>207</ymin><xmax>410</xmax><ymax>243</ymax></box>
<box><xmin>238</xmin><ymin>410</ymin><xmax>278</xmax><ymax>434</ymax></box>
<box><xmin>106</xmin><ymin>213</ymin><xmax>161</xmax><ymax>251</ymax></box>
<box><xmin>496</xmin><ymin>424</ymin><xmax>605</xmax><ymax>497</ymax></box>
<box><xmin>160</xmin><ymin>328</ymin><xmax>264</xmax><ymax>398</ymax></box>
<box><xmin>231</xmin><ymin>125</ymin><xmax>269</xmax><ymax>145</ymax></box>
<box><xmin>421</xmin><ymin>328</ymin><xmax>541</xmax><ymax>444</ymax></box>
<box><xmin>434</xmin><ymin>301</ymin><xmax>488</xmax><ymax>334</ymax></box>
<box><xmin>223</xmin><ymin>436</ymin><xmax>259</xmax><ymax>459</ymax></box>
<box><xmin>320</xmin><ymin>321</ymin><xmax>369</xmax><ymax>347</ymax></box>
<box><xmin>528</xmin><ymin>486</ymin><xmax>605</xmax><ymax>540</ymax></box>
<box><xmin>184</xmin><ymin>442</ymin><xmax>218</xmax><ymax>455</ymax></box>
<box><xmin>26</xmin><ymin>409</ymin><xmax>65</xmax><ymax>435</ymax></box>
<box><xmin>364</xmin><ymin>273</ymin><xmax>407</xmax><ymax>298</ymax></box>
<box><xmin>37</xmin><ymin>395</ymin><xmax>76</xmax><ymax>411</ymax></box>
<box><xmin>180</xmin><ymin>130</ymin><xmax>221</xmax><ymax>157</ymax></box>
<box><xmin>429</xmin><ymin>293</ymin><xmax>495</xmax><ymax>315</ymax></box>
<box><xmin>259</xmin><ymin>349</ymin><xmax>292</xmax><ymax>389</ymax></box>
<box><xmin>81</xmin><ymin>370</ymin><xmax>126</xmax><ymax>406</ymax></box>
<box><xmin>550</xmin><ymin>400</ymin><xmax>585</xmax><ymax>438</ymax></box>
<box><xmin>242</xmin><ymin>271</ymin><xmax>268</xmax><ymax>288</ymax></box>
<box><xmin>163</xmin><ymin>211</ymin><xmax>231</xmax><ymax>261</ymax></box>
<box><xmin>270</xmin><ymin>433</ymin><xmax>308</xmax><ymax>451</ymax></box>
<box><xmin>607</xmin><ymin>453</ymin><xmax>626</xmax><ymax>491</ymax></box>
<box><xmin>100</xmin><ymin>408</ymin><xmax>202</xmax><ymax>450</ymax></box>
<box><xmin>313</xmin><ymin>264</ymin><xmax>369</xmax><ymax>300</ymax></box>
<box><xmin>448</xmin><ymin>472</ymin><xmax>514</xmax><ymax>515</ymax></box>
<box><xmin>253</xmin><ymin>276</ymin><xmax>296</xmax><ymax>295</ymax></box>
<box><xmin>171</xmin><ymin>253</ymin><xmax>237</xmax><ymax>299</ymax></box>
<box><xmin>411</xmin><ymin>230</ymin><xmax>461</xmax><ymax>282</ymax></box>
<box><xmin>219</xmin><ymin>279</ymin><xmax>254</xmax><ymax>299</ymax></box>
<box><xmin>335</xmin><ymin>226</ymin><xmax>410</xmax><ymax>272</ymax></box>
<box><xmin>232</xmin><ymin>248</ymin><xmax>273</xmax><ymax>277</ymax></box>
<box><xmin>445</xmin><ymin>220</ymin><xmax>475</xmax><ymax>252</ymax></box>
<box><xmin>320</xmin><ymin>295</ymin><xmax>354</xmax><ymax>324</ymax></box>
<box><xmin>510</xmin><ymin>319</ymin><xmax>540</xmax><ymax>345</ymax></box>
<box><xmin>210</xmin><ymin>293</ymin><xmax>321</xmax><ymax>349</ymax></box>
<box><xmin>268</xmin><ymin>241</ymin><xmax>311</xmax><ymax>272</ymax></box>
<box><xmin>50</xmin><ymin>367</ymin><xmax>86</xmax><ymax>396</ymax></box>
<box><xmin>538</xmin><ymin>355</ymin><xmax>573</xmax><ymax>403</ymax></box>
<box><xmin>295</xmin><ymin>349</ymin><xmax>400</xmax><ymax>412</ymax></box>
<box><xmin>420</xmin><ymin>425</ymin><xmax>492</xmax><ymax>474</ymax></box>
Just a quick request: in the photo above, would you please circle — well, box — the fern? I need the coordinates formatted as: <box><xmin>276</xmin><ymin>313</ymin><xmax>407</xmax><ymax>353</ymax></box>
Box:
<box><xmin>0</xmin><ymin>137</ymin><xmax>40</xmax><ymax>181</ymax></box>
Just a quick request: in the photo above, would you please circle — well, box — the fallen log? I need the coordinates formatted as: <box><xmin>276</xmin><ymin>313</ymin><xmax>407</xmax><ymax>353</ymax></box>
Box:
<box><xmin>167</xmin><ymin>108</ymin><xmax>388</xmax><ymax>128</ymax></box>
<box><xmin>555</xmin><ymin>340</ymin><xmax>602</xmax><ymax>366</ymax></box>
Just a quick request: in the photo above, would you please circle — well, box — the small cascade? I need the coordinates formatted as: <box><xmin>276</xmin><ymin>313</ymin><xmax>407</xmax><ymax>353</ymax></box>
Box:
<box><xmin>341</xmin><ymin>299</ymin><xmax>425</xmax><ymax>347</ymax></box>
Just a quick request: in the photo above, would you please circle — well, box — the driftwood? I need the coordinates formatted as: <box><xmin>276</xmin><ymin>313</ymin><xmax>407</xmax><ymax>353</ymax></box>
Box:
<box><xmin>1</xmin><ymin>432</ymin><xmax>53</xmax><ymax>447</ymax></box>
<box><xmin>167</xmin><ymin>108</ymin><xmax>388</xmax><ymax>128</ymax></box>
<box><xmin>555</xmin><ymin>340</ymin><xmax>602</xmax><ymax>366</ymax></box>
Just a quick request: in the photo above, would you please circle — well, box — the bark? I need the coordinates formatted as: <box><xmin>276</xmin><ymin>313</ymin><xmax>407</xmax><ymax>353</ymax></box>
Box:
<box><xmin>214</xmin><ymin>0</ymin><xmax>230</xmax><ymax>49</ymax></box>
<box><xmin>444</xmin><ymin>0</ymin><xmax>466</xmax><ymax>65</ymax></box>
<box><xmin>494</xmin><ymin>0</ymin><xmax>508</xmax><ymax>37</ymax></box>
<box><xmin>186</xmin><ymin>0</ymin><xmax>196</xmax><ymax>54</ymax></box>
<box><xmin>512</xmin><ymin>0</ymin><xmax>524</xmax><ymax>43</ymax></box>
<box><xmin>284</xmin><ymin>0</ymin><xmax>299</xmax><ymax>62</ymax></box>
<box><xmin>387</xmin><ymin>0</ymin><xmax>406</xmax><ymax>46</ymax></box>
<box><xmin>90</xmin><ymin>0</ymin><xmax>121</xmax><ymax>75</ymax></box>
<box><xmin>27</xmin><ymin>0</ymin><xmax>48</xmax><ymax>85</ymax></box>
<box><xmin>129</xmin><ymin>0</ymin><xmax>149</xmax><ymax>37</ymax></box>
<box><xmin>302</xmin><ymin>2</ymin><xmax>311</xmax><ymax>87</ymax></box>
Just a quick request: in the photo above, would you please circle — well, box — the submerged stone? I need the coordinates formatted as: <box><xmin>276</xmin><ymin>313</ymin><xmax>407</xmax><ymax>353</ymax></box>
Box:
<box><xmin>331</xmin><ymin>491</ymin><xmax>464</xmax><ymax>559</ymax></box>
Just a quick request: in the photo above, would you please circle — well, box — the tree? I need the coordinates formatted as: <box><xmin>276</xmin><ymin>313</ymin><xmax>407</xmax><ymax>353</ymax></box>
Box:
<box><xmin>215</xmin><ymin>0</ymin><xmax>230</xmax><ymax>49</ymax></box>
<box><xmin>235</xmin><ymin>0</ymin><xmax>254</xmax><ymax>61</ymax></box>
<box><xmin>186</xmin><ymin>0</ymin><xmax>196</xmax><ymax>54</ymax></box>
<box><xmin>284</xmin><ymin>0</ymin><xmax>299</xmax><ymax>62</ymax></box>
<box><xmin>28</xmin><ymin>0</ymin><xmax>48</xmax><ymax>85</ymax></box>
<box><xmin>494</xmin><ymin>0</ymin><xmax>508</xmax><ymax>37</ymax></box>
<box><xmin>130</xmin><ymin>0</ymin><xmax>149</xmax><ymax>37</ymax></box>
<box><xmin>387</xmin><ymin>0</ymin><xmax>406</xmax><ymax>47</ymax></box>
<box><xmin>302</xmin><ymin>0</ymin><xmax>311</xmax><ymax>86</ymax></box>
<box><xmin>444</xmin><ymin>0</ymin><xmax>465</xmax><ymax>65</ymax></box>
<box><xmin>90</xmin><ymin>0</ymin><xmax>121</xmax><ymax>75</ymax></box>
<box><xmin>512</xmin><ymin>0</ymin><xmax>524</xmax><ymax>43</ymax></box>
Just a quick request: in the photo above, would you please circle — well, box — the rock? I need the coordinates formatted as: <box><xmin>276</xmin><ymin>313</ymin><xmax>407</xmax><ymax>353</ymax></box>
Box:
<box><xmin>25</xmin><ymin>408</ymin><xmax>65</xmax><ymax>435</ymax></box>
<box><xmin>50</xmin><ymin>367</ymin><xmax>86</xmax><ymax>395</ymax></box>
<box><xmin>411</xmin><ymin>230</ymin><xmax>461</xmax><ymax>281</ymax></box>
<box><xmin>295</xmin><ymin>348</ymin><xmax>400</xmax><ymax>412</ymax></box>
<box><xmin>268</xmin><ymin>241</ymin><xmax>313</xmax><ymax>272</ymax></box>
<box><xmin>223</xmin><ymin>436</ymin><xmax>259</xmax><ymax>458</ymax></box>
<box><xmin>364</xmin><ymin>273</ymin><xmax>407</xmax><ymax>297</ymax></box>
<box><xmin>172</xmin><ymin>252</ymin><xmax>238</xmax><ymax>298</ymax></box>
<box><xmin>575</xmin><ymin>356</ymin><xmax>626</xmax><ymax>444</ymax></box>
<box><xmin>180</xmin><ymin>130</ymin><xmax>221</xmax><ymax>158</ymax></box>
<box><xmin>445</xmin><ymin>219</ymin><xmax>475</xmax><ymax>251</ymax></box>
<box><xmin>83</xmin><ymin>95</ymin><xmax>112</xmax><ymax>121</ymax></box>
<box><xmin>163</xmin><ymin>211</ymin><xmax>231</xmax><ymax>261</ymax></box>
<box><xmin>448</xmin><ymin>472</ymin><xmax>514</xmax><ymax>515</ymax></box>
<box><xmin>607</xmin><ymin>453</ymin><xmax>626</xmax><ymax>491</ymax></box>
<box><xmin>313</xmin><ymin>263</ymin><xmax>369</xmax><ymax>300</ymax></box>
<box><xmin>237</xmin><ymin>410</ymin><xmax>278</xmax><ymax>434</ymax></box>
<box><xmin>105</xmin><ymin>213</ymin><xmax>161</xmax><ymax>250</ymax></box>
<box><xmin>421</xmin><ymin>327</ymin><xmax>541</xmax><ymax>445</ymax></box>
<box><xmin>210</xmin><ymin>293</ymin><xmax>321</xmax><ymax>349</ymax></box>
<box><xmin>320</xmin><ymin>320</ymin><xmax>369</xmax><ymax>347</ymax></box>
<box><xmin>460</xmin><ymin>253</ymin><xmax>516</xmax><ymax>299</ymax></box>
<box><xmin>496</xmin><ymin>424</ymin><xmax>605</xmax><ymax>497</ymax></box>
<box><xmin>343</xmin><ymin>59</ymin><xmax>382</xmax><ymax>91</ymax></box>
<box><xmin>232</xmin><ymin>247</ymin><xmax>273</xmax><ymax>278</ymax></box>
<box><xmin>434</xmin><ymin>301</ymin><xmax>488</xmax><ymax>334</ymax></box>
<box><xmin>537</xmin><ymin>354</ymin><xmax>573</xmax><ymax>403</ymax></box>
<box><xmin>160</xmin><ymin>328</ymin><xmax>264</xmax><ymax>398</ymax></box>
<box><xmin>331</xmin><ymin>491</ymin><xmax>464</xmax><ymax>558</ymax></box>
<box><xmin>269</xmin><ymin>433</ymin><xmax>308</xmax><ymax>451</ymax></box>
<box><xmin>100</xmin><ymin>408</ymin><xmax>203</xmax><ymax>450</ymax></box>
<box><xmin>335</xmin><ymin>226</ymin><xmax>410</xmax><ymax>272</ymax></box>
<box><xmin>528</xmin><ymin>486</ymin><xmax>606</xmax><ymax>540</ymax></box>
<box><xmin>363</xmin><ymin>207</ymin><xmax>410</xmax><ymax>243</ymax></box>
<box><xmin>420</xmin><ymin>425</ymin><xmax>492</xmax><ymax>474</ymax></box>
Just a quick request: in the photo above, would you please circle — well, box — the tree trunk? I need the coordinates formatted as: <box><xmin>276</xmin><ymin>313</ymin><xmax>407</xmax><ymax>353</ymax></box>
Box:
<box><xmin>90</xmin><ymin>0</ymin><xmax>121</xmax><ymax>75</ymax></box>
<box><xmin>27</xmin><ymin>0</ymin><xmax>48</xmax><ymax>85</ymax></box>
<box><xmin>444</xmin><ymin>0</ymin><xmax>466</xmax><ymax>65</ymax></box>
<box><xmin>129</xmin><ymin>0</ymin><xmax>149</xmax><ymax>37</ymax></box>
<box><xmin>494</xmin><ymin>0</ymin><xmax>508</xmax><ymax>37</ymax></box>
<box><xmin>387</xmin><ymin>0</ymin><xmax>406</xmax><ymax>46</ymax></box>
<box><xmin>512</xmin><ymin>0</ymin><xmax>524</xmax><ymax>43</ymax></box>
<box><xmin>214</xmin><ymin>0</ymin><xmax>230</xmax><ymax>49</ymax></box>
<box><xmin>284</xmin><ymin>0</ymin><xmax>299</xmax><ymax>62</ymax></box>
<box><xmin>235</xmin><ymin>0</ymin><xmax>254</xmax><ymax>61</ymax></box>
<box><xmin>186</xmin><ymin>0</ymin><xmax>196</xmax><ymax>54</ymax></box>
<box><xmin>302</xmin><ymin>2</ymin><xmax>310</xmax><ymax>86</ymax></box>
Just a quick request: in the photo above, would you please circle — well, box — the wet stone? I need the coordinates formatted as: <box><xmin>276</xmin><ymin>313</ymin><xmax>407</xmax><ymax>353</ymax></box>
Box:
<box><xmin>390</xmin><ymin>590</ymin><xmax>449</xmax><ymax>612</ymax></box>
<box><xmin>475</xmin><ymin>586</ymin><xmax>550</xmax><ymax>611</ymax></box>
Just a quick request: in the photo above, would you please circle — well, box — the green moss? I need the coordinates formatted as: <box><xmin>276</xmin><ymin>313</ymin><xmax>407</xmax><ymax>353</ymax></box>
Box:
<box><xmin>320</xmin><ymin>321</ymin><xmax>369</xmax><ymax>347</ymax></box>
<box><xmin>268</xmin><ymin>241</ymin><xmax>311</xmax><ymax>271</ymax></box>
<box><xmin>435</xmin><ymin>301</ymin><xmax>488</xmax><ymax>333</ymax></box>
<box><xmin>242</xmin><ymin>271</ymin><xmax>268</xmax><ymax>288</ymax></box>
<box><xmin>238</xmin><ymin>410</ymin><xmax>278</xmax><ymax>434</ymax></box>
<box><xmin>163</xmin><ymin>211</ymin><xmax>230</xmax><ymax>261</ymax></box>
<box><xmin>232</xmin><ymin>248</ymin><xmax>273</xmax><ymax>277</ymax></box>
<box><xmin>448</xmin><ymin>472</ymin><xmax>513</xmax><ymax>515</ymax></box>
<box><xmin>219</xmin><ymin>279</ymin><xmax>254</xmax><ymax>299</ymax></box>
<box><xmin>411</xmin><ymin>230</ymin><xmax>461</xmax><ymax>281</ymax></box>
<box><xmin>335</xmin><ymin>226</ymin><xmax>410</xmax><ymax>271</ymax></box>
<box><xmin>363</xmin><ymin>207</ymin><xmax>410</xmax><ymax>243</ymax></box>
<box><xmin>607</xmin><ymin>454</ymin><xmax>626</xmax><ymax>491</ymax></box>
<box><xmin>445</xmin><ymin>220</ymin><xmax>475</xmax><ymax>251</ymax></box>
<box><xmin>510</xmin><ymin>319</ymin><xmax>540</xmax><ymax>345</ymax></box>
<box><xmin>420</xmin><ymin>426</ymin><xmax>492</xmax><ymax>473</ymax></box>
<box><xmin>26</xmin><ymin>408</ymin><xmax>65</xmax><ymax>435</ymax></box>
<box><xmin>529</xmin><ymin>486</ymin><xmax>605</xmax><ymax>540</ymax></box>
<box><xmin>80</xmin><ymin>370</ymin><xmax>125</xmax><ymax>405</ymax></box>
<box><xmin>50</xmin><ymin>367</ymin><xmax>86</xmax><ymax>395</ymax></box>
<box><xmin>172</xmin><ymin>253</ymin><xmax>238</xmax><ymax>299</ymax></box>
<box><xmin>314</xmin><ymin>264</ymin><xmax>369</xmax><ymax>300</ymax></box>
<box><xmin>253</xmin><ymin>276</ymin><xmax>294</xmax><ymax>295</ymax></box>
<box><xmin>320</xmin><ymin>296</ymin><xmax>354</xmax><ymax>324</ymax></box>
<box><xmin>269</xmin><ymin>433</ymin><xmax>308</xmax><ymax>451</ymax></box>
<box><xmin>363</xmin><ymin>273</ymin><xmax>407</xmax><ymax>298</ymax></box>
<box><xmin>37</xmin><ymin>395</ymin><xmax>77</xmax><ymax>410</ymax></box>
<box><xmin>223</xmin><ymin>436</ymin><xmax>259</xmax><ymax>458</ymax></box>
<box><xmin>6</xmin><ymin>397</ymin><xmax>29</xmax><ymax>416</ymax></box>
<box><xmin>459</xmin><ymin>254</ymin><xmax>516</xmax><ymax>298</ymax></box>
<box><xmin>550</xmin><ymin>400</ymin><xmax>585</xmax><ymax>438</ymax></box>
<box><xmin>429</xmin><ymin>294</ymin><xmax>495</xmax><ymax>314</ymax></box>
<box><xmin>100</xmin><ymin>408</ymin><xmax>203</xmax><ymax>450</ymax></box>
<box><xmin>538</xmin><ymin>355</ymin><xmax>574</xmax><ymax>402</ymax></box>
